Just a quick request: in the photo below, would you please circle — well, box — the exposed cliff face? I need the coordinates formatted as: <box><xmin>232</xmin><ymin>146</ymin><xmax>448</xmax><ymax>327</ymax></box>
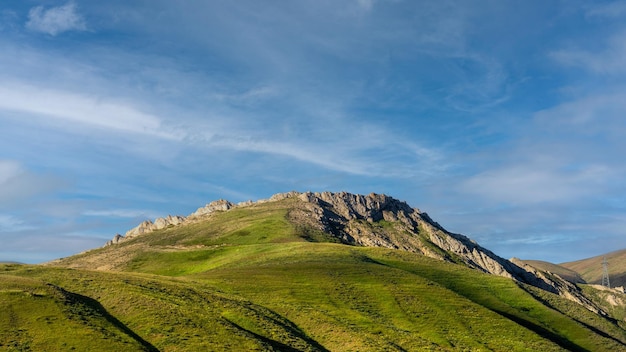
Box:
<box><xmin>285</xmin><ymin>191</ymin><xmax>602</xmax><ymax>312</ymax></box>
<box><xmin>287</xmin><ymin>192</ymin><xmax>541</xmax><ymax>280</ymax></box>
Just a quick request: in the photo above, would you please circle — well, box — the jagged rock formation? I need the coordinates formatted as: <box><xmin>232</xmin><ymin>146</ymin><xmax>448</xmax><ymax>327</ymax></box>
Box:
<box><xmin>101</xmin><ymin>191</ymin><xmax>603</xmax><ymax>314</ymax></box>
<box><xmin>189</xmin><ymin>199</ymin><xmax>234</xmax><ymax>217</ymax></box>
<box><xmin>104</xmin><ymin>215</ymin><xmax>186</xmax><ymax>246</ymax></box>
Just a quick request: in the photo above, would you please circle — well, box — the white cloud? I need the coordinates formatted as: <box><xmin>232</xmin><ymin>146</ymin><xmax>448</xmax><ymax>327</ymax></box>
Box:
<box><xmin>458</xmin><ymin>87</ymin><xmax>626</xmax><ymax>206</ymax></box>
<box><xmin>461</xmin><ymin>164</ymin><xmax>610</xmax><ymax>205</ymax></box>
<box><xmin>26</xmin><ymin>2</ymin><xmax>86</xmax><ymax>36</ymax></box>
<box><xmin>0</xmin><ymin>84</ymin><xmax>179</xmax><ymax>139</ymax></box>
<box><xmin>192</xmin><ymin>123</ymin><xmax>444</xmax><ymax>178</ymax></box>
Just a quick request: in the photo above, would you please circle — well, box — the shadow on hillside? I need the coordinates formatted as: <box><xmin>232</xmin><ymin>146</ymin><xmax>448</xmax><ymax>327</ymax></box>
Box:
<box><xmin>61</xmin><ymin>288</ymin><xmax>160</xmax><ymax>352</ymax></box>
<box><xmin>223</xmin><ymin>317</ymin><xmax>329</xmax><ymax>352</ymax></box>
<box><xmin>494</xmin><ymin>309</ymin><xmax>590</xmax><ymax>352</ymax></box>
<box><xmin>523</xmin><ymin>286</ymin><xmax>626</xmax><ymax>347</ymax></box>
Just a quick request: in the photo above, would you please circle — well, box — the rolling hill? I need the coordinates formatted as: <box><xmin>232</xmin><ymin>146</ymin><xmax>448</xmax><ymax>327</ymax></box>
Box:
<box><xmin>560</xmin><ymin>249</ymin><xmax>626</xmax><ymax>288</ymax></box>
<box><xmin>2</xmin><ymin>191</ymin><xmax>626</xmax><ymax>351</ymax></box>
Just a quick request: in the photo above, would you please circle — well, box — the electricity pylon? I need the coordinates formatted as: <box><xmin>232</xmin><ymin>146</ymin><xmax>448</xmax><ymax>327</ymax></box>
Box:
<box><xmin>602</xmin><ymin>257</ymin><xmax>611</xmax><ymax>289</ymax></box>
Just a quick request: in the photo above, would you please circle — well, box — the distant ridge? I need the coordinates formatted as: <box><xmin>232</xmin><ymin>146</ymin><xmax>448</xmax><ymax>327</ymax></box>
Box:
<box><xmin>561</xmin><ymin>248</ymin><xmax>626</xmax><ymax>288</ymax></box>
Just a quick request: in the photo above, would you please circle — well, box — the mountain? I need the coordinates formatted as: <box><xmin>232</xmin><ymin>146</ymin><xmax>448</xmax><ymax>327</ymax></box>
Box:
<box><xmin>3</xmin><ymin>191</ymin><xmax>626</xmax><ymax>351</ymax></box>
<box><xmin>92</xmin><ymin>191</ymin><xmax>597</xmax><ymax>310</ymax></box>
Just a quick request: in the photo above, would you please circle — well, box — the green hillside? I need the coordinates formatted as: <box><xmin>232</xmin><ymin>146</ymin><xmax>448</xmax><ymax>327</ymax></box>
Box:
<box><xmin>0</xmin><ymin>268</ymin><xmax>156</xmax><ymax>351</ymax></box>
<box><xmin>2</xmin><ymin>194</ymin><xmax>626</xmax><ymax>351</ymax></box>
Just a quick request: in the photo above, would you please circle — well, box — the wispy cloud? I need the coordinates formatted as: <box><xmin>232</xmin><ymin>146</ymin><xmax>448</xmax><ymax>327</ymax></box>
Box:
<box><xmin>0</xmin><ymin>214</ymin><xmax>35</xmax><ymax>232</ymax></box>
<box><xmin>26</xmin><ymin>2</ymin><xmax>87</xmax><ymax>36</ymax></box>
<box><xmin>461</xmin><ymin>164</ymin><xmax>611</xmax><ymax>204</ymax></box>
<box><xmin>0</xmin><ymin>84</ymin><xmax>179</xmax><ymax>139</ymax></box>
<box><xmin>500</xmin><ymin>234</ymin><xmax>578</xmax><ymax>246</ymax></box>
<box><xmin>550</xmin><ymin>30</ymin><xmax>626</xmax><ymax>74</ymax></box>
<box><xmin>533</xmin><ymin>91</ymin><xmax>626</xmax><ymax>139</ymax></box>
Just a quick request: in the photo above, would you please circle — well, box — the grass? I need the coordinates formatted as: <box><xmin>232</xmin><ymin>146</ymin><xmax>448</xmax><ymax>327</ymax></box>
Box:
<box><xmin>192</xmin><ymin>244</ymin><xmax>626</xmax><ymax>351</ymax></box>
<box><xmin>578</xmin><ymin>284</ymin><xmax>626</xmax><ymax>326</ymax></box>
<box><xmin>6</xmin><ymin>243</ymin><xmax>626</xmax><ymax>351</ymax></box>
<box><xmin>4</xmin><ymin>199</ymin><xmax>626</xmax><ymax>351</ymax></box>
<box><xmin>0</xmin><ymin>274</ymin><xmax>154</xmax><ymax>351</ymax></box>
<box><xmin>2</xmin><ymin>265</ymin><xmax>326</xmax><ymax>351</ymax></box>
<box><xmin>147</xmin><ymin>202</ymin><xmax>302</xmax><ymax>247</ymax></box>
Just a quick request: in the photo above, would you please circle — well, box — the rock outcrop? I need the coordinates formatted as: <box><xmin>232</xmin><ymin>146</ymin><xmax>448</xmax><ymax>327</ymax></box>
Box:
<box><xmin>104</xmin><ymin>234</ymin><xmax>124</xmax><ymax>246</ymax></box>
<box><xmin>189</xmin><ymin>199</ymin><xmax>234</xmax><ymax>218</ymax></box>
<box><xmin>104</xmin><ymin>215</ymin><xmax>186</xmax><ymax>246</ymax></box>
<box><xmin>282</xmin><ymin>191</ymin><xmax>603</xmax><ymax>313</ymax></box>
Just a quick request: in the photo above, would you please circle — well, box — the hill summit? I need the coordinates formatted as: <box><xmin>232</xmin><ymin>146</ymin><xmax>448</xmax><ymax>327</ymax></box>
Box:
<box><xmin>95</xmin><ymin>191</ymin><xmax>596</xmax><ymax>311</ymax></box>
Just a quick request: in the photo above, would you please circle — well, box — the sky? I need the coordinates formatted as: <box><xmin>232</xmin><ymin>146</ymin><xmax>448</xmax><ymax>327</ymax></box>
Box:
<box><xmin>1</xmin><ymin>1</ymin><xmax>625</xmax><ymax>264</ymax></box>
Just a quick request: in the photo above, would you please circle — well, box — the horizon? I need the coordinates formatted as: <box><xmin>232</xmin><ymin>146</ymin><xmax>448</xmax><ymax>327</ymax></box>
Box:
<box><xmin>2</xmin><ymin>1</ymin><xmax>626</xmax><ymax>264</ymax></box>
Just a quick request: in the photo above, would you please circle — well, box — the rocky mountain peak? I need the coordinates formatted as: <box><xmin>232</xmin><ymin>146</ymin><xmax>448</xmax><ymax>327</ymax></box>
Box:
<box><xmin>99</xmin><ymin>190</ymin><xmax>603</xmax><ymax>314</ymax></box>
<box><xmin>298</xmin><ymin>191</ymin><xmax>414</xmax><ymax>222</ymax></box>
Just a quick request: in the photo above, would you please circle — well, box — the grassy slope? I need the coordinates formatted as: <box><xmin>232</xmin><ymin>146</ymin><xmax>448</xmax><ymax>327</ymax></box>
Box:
<box><xmin>2</xmin><ymin>265</ymin><xmax>325</xmax><ymax>351</ymax></box>
<box><xmin>3</xmin><ymin>199</ymin><xmax>626</xmax><ymax>351</ymax></box>
<box><xmin>0</xmin><ymin>268</ymin><xmax>155</xmax><ymax>351</ymax></box>
<box><xmin>8</xmin><ymin>246</ymin><xmax>626</xmax><ymax>351</ymax></box>
<box><xmin>191</xmin><ymin>245</ymin><xmax>626</xmax><ymax>351</ymax></box>
<box><xmin>561</xmin><ymin>249</ymin><xmax>626</xmax><ymax>287</ymax></box>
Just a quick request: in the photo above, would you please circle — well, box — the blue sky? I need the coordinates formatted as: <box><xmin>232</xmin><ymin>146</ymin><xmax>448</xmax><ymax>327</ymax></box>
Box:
<box><xmin>1</xmin><ymin>1</ymin><xmax>625</xmax><ymax>264</ymax></box>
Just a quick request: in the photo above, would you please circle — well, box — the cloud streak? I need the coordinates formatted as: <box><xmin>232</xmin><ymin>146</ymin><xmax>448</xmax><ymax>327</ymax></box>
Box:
<box><xmin>0</xmin><ymin>84</ymin><xmax>178</xmax><ymax>139</ymax></box>
<box><xmin>461</xmin><ymin>164</ymin><xmax>611</xmax><ymax>205</ymax></box>
<box><xmin>26</xmin><ymin>2</ymin><xmax>86</xmax><ymax>36</ymax></box>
